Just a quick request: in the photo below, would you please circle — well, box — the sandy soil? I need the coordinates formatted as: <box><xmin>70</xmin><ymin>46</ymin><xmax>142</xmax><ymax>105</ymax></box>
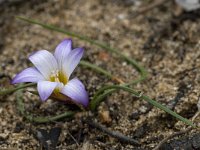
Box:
<box><xmin>0</xmin><ymin>0</ymin><xmax>200</xmax><ymax>149</ymax></box>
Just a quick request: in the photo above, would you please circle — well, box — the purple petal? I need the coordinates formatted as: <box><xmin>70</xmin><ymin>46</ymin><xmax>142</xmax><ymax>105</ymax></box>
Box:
<box><xmin>61</xmin><ymin>78</ymin><xmax>89</xmax><ymax>107</ymax></box>
<box><xmin>29</xmin><ymin>50</ymin><xmax>58</xmax><ymax>80</ymax></box>
<box><xmin>37</xmin><ymin>81</ymin><xmax>57</xmax><ymax>101</ymax></box>
<box><xmin>63</xmin><ymin>48</ymin><xmax>84</xmax><ymax>78</ymax></box>
<box><xmin>12</xmin><ymin>67</ymin><xmax>45</xmax><ymax>84</ymax></box>
<box><xmin>54</xmin><ymin>39</ymin><xmax>72</xmax><ymax>70</ymax></box>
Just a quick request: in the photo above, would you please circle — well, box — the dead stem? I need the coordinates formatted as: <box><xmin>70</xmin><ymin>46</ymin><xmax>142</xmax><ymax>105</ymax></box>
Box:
<box><xmin>84</xmin><ymin>118</ymin><xmax>140</xmax><ymax>146</ymax></box>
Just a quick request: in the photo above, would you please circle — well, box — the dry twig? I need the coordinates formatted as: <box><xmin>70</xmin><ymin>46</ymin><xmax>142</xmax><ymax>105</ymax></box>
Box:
<box><xmin>85</xmin><ymin>119</ymin><xmax>140</xmax><ymax>146</ymax></box>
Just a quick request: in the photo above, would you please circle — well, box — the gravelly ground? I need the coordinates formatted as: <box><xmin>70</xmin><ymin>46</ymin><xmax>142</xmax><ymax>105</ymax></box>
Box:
<box><xmin>0</xmin><ymin>0</ymin><xmax>200</xmax><ymax>149</ymax></box>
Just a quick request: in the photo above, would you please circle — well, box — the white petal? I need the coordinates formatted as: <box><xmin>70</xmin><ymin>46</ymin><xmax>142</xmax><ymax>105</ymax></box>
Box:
<box><xmin>29</xmin><ymin>50</ymin><xmax>58</xmax><ymax>79</ymax></box>
<box><xmin>61</xmin><ymin>78</ymin><xmax>89</xmax><ymax>107</ymax></box>
<box><xmin>12</xmin><ymin>67</ymin><xmax>45</xmax><ymax>84</ymax></box>
<box><xmin>37</xmin><ymin>81</ymin><xmax>57</xmax><ymax>101</ymax></box>
<box><xmin>54</xmin><ymin>39</ymin><xmax>72</xmax><ymax>70</ymax></box>
<box><xmin>63</xmin><ymin>48</ymin><xmax>84</xmax><ymax>78</ymax></box>
<box><xmin>176</xmin><ymin>0</ymin><xmax>200</xmax><ymax>11</ymax></box>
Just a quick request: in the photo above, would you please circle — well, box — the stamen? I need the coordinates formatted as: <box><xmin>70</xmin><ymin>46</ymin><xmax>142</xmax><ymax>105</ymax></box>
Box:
<box><xmin>49</xmin><ymin>70</ymin><xmax>68</xmax><ymax>85</ymax></box>
<box><xmin>58</xmin><ymin>71</ymin><xmax>68</xmax><ymax>84</ymax></box>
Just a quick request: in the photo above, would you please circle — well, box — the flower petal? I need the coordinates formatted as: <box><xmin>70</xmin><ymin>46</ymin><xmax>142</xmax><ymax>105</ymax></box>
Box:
<box><xmin>176</xmin><ymin>0</ymin><xmax>200</xmax><ymax>11</ymax></box>
<box><xmin>12</xmin><ymin>67</ymin><xmax>45</xmax><ymax>84</ymax></box>
<box><xmin>61</xmin><ymin>78</ymin><xmax>89</xmax><ymax>107</ymax></box>
<box><xmin>63</xmin><ymin>48</ymin><xmax>84</xmax><ymax>78</ymax></box>
<box><xmin>29</xmin><ymin>50</ymin><xmax>58</xmax><ymax>80</ymax></box>
<box><xmin>37</xmin><ymin>81</ymin><xmax>57</xmax><ymax>101</ymax></box>
<box><xmin>54</xmin><ymin>39</ymin><xmax>72</xmax><ymax>70</ymax></box>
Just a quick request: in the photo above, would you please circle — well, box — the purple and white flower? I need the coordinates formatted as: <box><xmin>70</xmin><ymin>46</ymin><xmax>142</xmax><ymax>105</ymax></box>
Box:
<box><xmin>12</xmin><ymin>39</ymin><xmax>89</xmax><ymax>107</ymax></box>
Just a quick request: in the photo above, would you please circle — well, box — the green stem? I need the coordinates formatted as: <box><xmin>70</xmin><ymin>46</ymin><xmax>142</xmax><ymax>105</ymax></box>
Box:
<box><xmin>16</xmin><ymin>88</ymin><xmax>75</xmax><ymax>123</ymax></box>
<box><xmin>90</xmin><ymin>85</ymin><xmax>195</xmax><ymax>127</ymax></box>
<box><xmin>90</xmin><ymin>88</ymin><xmax>115</xmax><ymax>110</ymax></box>
<box><xmin>0</xmin><ymin>83</ymin><xmax>36</xmax><ymax>96</ymax></box>
<box><xmin>26</xmin><ymin>111</ymin><xmax>75</xmax><ymax>123</ymax></box>
<box><xmin>80</xmin><ymin>60</ymin><xmax>113</xmax><ymax>79</ymax></box>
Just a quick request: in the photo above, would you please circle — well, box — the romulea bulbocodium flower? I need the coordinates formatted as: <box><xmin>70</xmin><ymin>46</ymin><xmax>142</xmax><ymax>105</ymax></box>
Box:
<box><xmin>12</xmin><ymin>39</ymin><xmax>89</xmax><ymax>107</ymax></box>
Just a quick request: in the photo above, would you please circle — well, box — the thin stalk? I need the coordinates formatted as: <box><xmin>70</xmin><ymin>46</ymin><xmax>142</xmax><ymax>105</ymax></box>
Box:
<box><xmin>16</xmin><ymin>89</ymin><xmax>75</xmax><ymax>123</ymax></box>
<box><xmin>0</xmin><ymin>83</ymin><xmax>36</xmax><ymax>96</ymax></box>
<box><xmin>80</xmin><ymin>60</ymin><xmax>123</xmax><ymax>83</ymax></box>
<box><xmin>27</xmin><ymin>111</ymin><xmax>75</xmax><ymax>123</ymax></box>
<box><xmin>90</xmin><ymin>85</ymin><xmax>195</xmax><ymax>127</ymax></box>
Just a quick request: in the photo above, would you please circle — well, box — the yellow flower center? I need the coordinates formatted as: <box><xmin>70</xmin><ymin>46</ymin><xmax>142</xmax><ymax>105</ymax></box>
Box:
<box><xmin>49</xmin><ymin>70</ymin><xmax>68</xmax><ymax>96</ymax></box>
<box><xmin>49</xmin><ymin>70</ymin><xmax>68</xmax><ymax>85</ymax></box>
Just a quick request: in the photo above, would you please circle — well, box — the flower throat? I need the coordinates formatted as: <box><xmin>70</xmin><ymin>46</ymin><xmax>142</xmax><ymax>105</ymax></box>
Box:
<box><xmin>50</xmin><ymin>70</ymin><xmax>68</xmax><ymax>85</ymax></box>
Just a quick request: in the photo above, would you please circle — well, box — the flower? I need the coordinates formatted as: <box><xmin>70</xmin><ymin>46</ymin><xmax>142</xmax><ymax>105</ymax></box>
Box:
<box><xmin>176</xmin><ymin>0</ymin><xmax>200</xmax><ymax>11</ymax></box>
<box><xmin>12</xmin><ymin>39</ymin><xmax>89</xmax><ymax>107</ymax></box>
